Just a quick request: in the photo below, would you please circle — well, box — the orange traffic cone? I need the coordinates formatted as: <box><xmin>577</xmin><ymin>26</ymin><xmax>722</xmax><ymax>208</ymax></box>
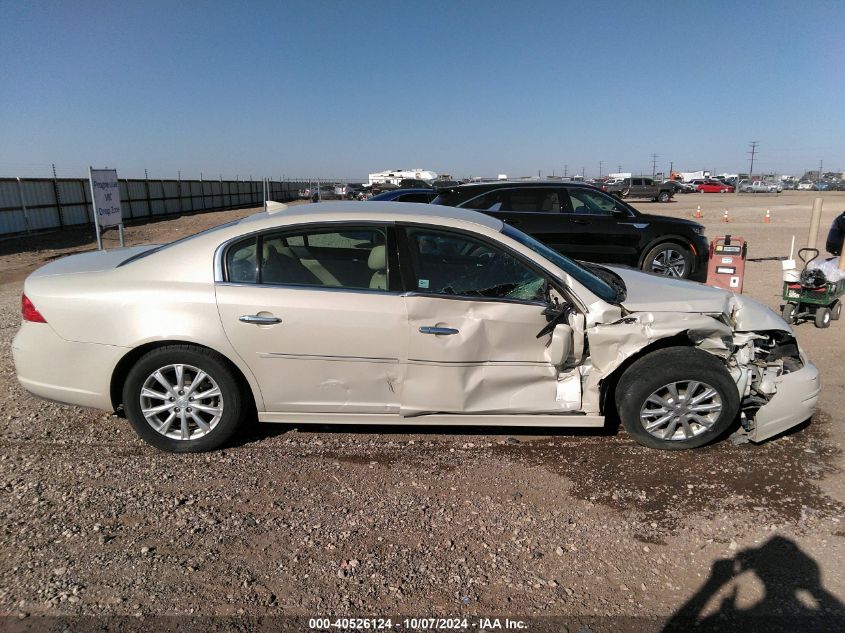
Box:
<box><xmin>763</xmin><ymin>208</ymin><xmax>771</xmax><ymax>223</ymax></box>
<box><xmin>722</xmin><ymin>209</ymin><xmax>729</xmax><ymax>223</ymax></box>
<box><xmin>694</xmin><ymin>205</ymin><xmax>703</xmax><ymax>219</ymax></box>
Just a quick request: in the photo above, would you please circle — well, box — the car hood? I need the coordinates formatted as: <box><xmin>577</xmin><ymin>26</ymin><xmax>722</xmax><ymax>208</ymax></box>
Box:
<box><xmin>607</xmin><ymin>266</ymin><xmax>790</xmax><ymax>332</ymax></box>
<box><xmin>635</xmin><ymin>213</ymin><xmax>702</xmax><ymax>229</ymax></box>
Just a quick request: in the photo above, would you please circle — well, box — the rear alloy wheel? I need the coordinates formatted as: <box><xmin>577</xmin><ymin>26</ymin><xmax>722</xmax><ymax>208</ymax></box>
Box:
<box><xmin>642</xmin><ymin>242</ymin><xmax>692</xmax><ymax>278</ymax></box>
<box><xmin>123</xmin><ymin>345</ymin><xmax>245</xmax><ymax>452</ymax></box>
<box><xmin>658</xmin><ymin>191</ymin><xmax>671</xmax><ymax>203</ymax></box>
<box><xmin>616</xmin><ymin>347</ymin><xmax>739</xmax><ymax>450</ymax></box>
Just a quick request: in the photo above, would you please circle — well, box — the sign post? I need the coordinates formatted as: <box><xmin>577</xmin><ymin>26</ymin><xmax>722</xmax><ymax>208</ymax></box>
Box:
<box><xmin>88</xmin><ymin>167</ymin><xmax>124</xmax><ymax>250</ymax></box>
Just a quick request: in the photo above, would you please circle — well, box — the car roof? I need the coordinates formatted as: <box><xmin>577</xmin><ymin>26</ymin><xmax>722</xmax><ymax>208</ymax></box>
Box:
<box><xmin>448</xmin><ymin>180</ymin><xmax>593</xmax><ymax>187</ymax></box>
<box><xmin>239</xmin><ymin>201</ymin><xmax>503</xmax><ymax>232</ymax></box>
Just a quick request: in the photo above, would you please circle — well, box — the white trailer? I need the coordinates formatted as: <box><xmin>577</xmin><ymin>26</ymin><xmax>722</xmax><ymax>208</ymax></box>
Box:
<box><xmin>368</xmin><ymin>169</ymin><xmax>438</xmax><ymax>186</ymax></box>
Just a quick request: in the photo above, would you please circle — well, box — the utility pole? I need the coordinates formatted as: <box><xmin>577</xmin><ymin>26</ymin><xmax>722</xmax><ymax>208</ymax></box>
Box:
<box><xmin>599</xmin><ymin>160</ymin><xmax>603</xmax><ymax>178</ymax></box>
<box><xmin>650</xmin><ymin>153</ymin><xmax>658</xmax><ymax>178</ymax></box>
<box><xmin>818</xmin><ymin>159</ymin><xmax>823</xmax><ymax>188</ymax></box>
<box><xmin>617</xmin><ymin>165</ymin><xmax>622</xmax><ymax>173</ymax></box>
<box><xmin>748</xmin><ymin>141</ymin><xmax>759</xmax><ymax>175</ymax></box>
<box><xmin>563</xmin><ymin>165</ymin><xmax>568</xmax><ymax>178</ymax></box>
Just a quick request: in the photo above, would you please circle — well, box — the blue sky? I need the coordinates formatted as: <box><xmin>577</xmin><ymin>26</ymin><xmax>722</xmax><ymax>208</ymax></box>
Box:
<box><xmin>1</xmin><ymin>0</ymin><xmax>842</xmax><ymax>179</ymax></box>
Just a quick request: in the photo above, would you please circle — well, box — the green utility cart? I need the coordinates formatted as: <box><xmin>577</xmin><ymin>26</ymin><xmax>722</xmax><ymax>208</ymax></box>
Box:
<box><xmin>781</xmin><ymin>249</ymin><xmax>845</xmax><ymax>328</ymax></box>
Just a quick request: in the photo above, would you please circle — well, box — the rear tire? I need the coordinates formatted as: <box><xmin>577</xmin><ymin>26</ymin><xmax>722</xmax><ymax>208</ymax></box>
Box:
<box><xmin>615</xmin><ymin>347</ymin><xmax>739</xmax><ymax>450</ymax></box>
<box><xmin>830</xmin><ymin>301</ymin><xmax>841</xmax><ymax>320</ymax></box>
<box><xmin>123</xmin><ymin>345</ymin><xmax>245</xmax><ymax>452</ymax></box>
<box><xmin>658</xmin><ymin>191</ymin><xmax>671</xmax><ymax>203</ymax></box>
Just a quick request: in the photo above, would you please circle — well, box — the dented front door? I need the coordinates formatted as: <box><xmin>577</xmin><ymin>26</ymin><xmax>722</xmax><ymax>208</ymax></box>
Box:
<box><xmin>402</xmin><ymin>296</ymin><xmax>562</xmax><ymax>415</ymax></box>
<box><xmin>398</xmin><ymin>225</ymin><xmax>564</xmax><ymax>416</ymax></box>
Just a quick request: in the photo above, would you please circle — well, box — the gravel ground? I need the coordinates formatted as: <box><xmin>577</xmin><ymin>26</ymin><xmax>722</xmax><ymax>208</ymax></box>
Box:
<box><xmin>1</xmin><ymin>193</ymin><xmax>844</xmax><ymax>631</ymax></box>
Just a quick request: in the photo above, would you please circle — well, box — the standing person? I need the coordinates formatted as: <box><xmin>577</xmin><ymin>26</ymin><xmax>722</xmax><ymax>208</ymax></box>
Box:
<box><xmin>826</xmin><ymin>210</ymin><xmax>845</xmax><ymax>256</ymax></box>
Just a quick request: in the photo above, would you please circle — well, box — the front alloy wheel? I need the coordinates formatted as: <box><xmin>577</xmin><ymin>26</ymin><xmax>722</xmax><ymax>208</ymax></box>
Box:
<box><xmin>639</xmin><ymin>381</ymin><xmax>722</xmax><ymax>441</ymax></box>
<box><xmin>616</xmin><ymin>347</ymin><xmax>739</xmax><ymax>450</ymax></box>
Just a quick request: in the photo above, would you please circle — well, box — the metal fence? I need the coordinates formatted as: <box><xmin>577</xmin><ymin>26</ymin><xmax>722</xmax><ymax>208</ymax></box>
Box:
<box><xmin>0</xmin><ymin>177</ymin><xmax>316</xmax><ymax>236</ymax></box>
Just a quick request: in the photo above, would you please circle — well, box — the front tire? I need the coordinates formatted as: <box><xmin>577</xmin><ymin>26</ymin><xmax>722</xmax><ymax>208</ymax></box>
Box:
<box><xmin>658</xmin><ymin>191</ymin><xmax>671</xmax><ymax>203</ymax></box>
<box><xmin>123</xmin><ymin>345</ymin><xmax>245</xmax><ymax>452</ymax></box>
<box><xmin>615</xmin><ymin>347</ymin><xmax>739</xmax><ymax>450</ymax></box>
<box><xmin>781</xmin><ymin>303</ymin><xmax>797</xmax><ymax>324</ymax></box>
<box><xmin>642</xmin><ymin>242</ymin><xmax>692</xmax><ymax>278</ymax></box>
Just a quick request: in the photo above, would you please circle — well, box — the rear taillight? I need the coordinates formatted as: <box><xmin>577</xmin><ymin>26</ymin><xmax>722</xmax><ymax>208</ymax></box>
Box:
<box><xmin>21</xmin><ymin>294</ymin><xmax>47</xmax><ymax>323</ymax></box>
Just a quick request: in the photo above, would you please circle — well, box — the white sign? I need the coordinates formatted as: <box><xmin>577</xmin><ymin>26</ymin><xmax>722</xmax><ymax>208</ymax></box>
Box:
<box><xmin>89</xmin><ymin>168</ymin><xmax>123</xmax><ymax>228</ymax></box>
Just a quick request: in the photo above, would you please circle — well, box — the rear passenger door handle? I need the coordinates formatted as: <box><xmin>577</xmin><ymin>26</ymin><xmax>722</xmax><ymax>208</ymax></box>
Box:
<box><xmin>419</xmin><ymin>326</ymin><xmax>459</xmax><ymax>335</ymax></box>
<box><xmin>240</xmin><ymin>315</ymin><xmax>282</xmax><ymax>325</ymax></box>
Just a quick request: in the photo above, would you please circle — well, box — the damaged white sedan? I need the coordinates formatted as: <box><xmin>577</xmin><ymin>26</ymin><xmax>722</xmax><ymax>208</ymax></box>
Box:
<box><xmin>12</xmin><ymin>202</ymin><xmax>819</xmax><ymax>452</ymax></box>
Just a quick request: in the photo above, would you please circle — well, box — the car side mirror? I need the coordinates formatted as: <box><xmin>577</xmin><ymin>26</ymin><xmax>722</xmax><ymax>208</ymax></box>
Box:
<box><xmin>547</xmin><ymin>324</ymin><xmax>573</xmax><ymax>366</ymax></box>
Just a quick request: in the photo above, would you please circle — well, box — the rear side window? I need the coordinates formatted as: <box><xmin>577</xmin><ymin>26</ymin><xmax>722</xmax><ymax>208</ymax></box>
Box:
<box><xmin>225</xmin><ymin>227</ymin><xmax>389</xmax><ymax>291</ymax></box>
<box><xmin>462</xmin><ymin>188</ymin><xmax>563</xmax><ymax>213</ymax></box>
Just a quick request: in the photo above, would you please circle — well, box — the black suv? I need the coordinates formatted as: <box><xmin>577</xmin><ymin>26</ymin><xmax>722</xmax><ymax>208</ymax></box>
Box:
<box><xmin>432</xmin><ymin>181</ymin><xmax>709</xmax><ymax>281</ymax></box>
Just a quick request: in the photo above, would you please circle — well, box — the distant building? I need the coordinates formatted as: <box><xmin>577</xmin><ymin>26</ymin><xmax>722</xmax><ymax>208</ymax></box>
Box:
<box><xmin>368</xmin><ymin>169</ymin><xmax>437</xmax><ymax>186</ymax></box>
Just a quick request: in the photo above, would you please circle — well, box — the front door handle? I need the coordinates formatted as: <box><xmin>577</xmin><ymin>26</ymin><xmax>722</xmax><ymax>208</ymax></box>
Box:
<box><xmin>419</xmin><ymin>326</ymin><xmax>459</xmax><ymax>335</ymax></box>
<box><xmin>240</xmin><ymin>314</ymin><xmax>282</xmax><ymax>325</ymax></box>
<box><xmin>570</xmin><ymin>217</ymin><xmax>589</xmax><ymax>225</ymax></box>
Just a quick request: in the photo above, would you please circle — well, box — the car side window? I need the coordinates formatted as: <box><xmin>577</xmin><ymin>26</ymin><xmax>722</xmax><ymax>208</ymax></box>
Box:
<box><xmin>567</xmin><ymin>188</ymin><xmax>624</xmax><ymax>216</ymax></box>
<box><xmin>462</xmin><ymin>188</ymin><xmax>563</xmax><ymax>213</ymax></box>
<box><xmin>404</xmin><ymin>228</ymin><xmax>545</xmax><ymax>302</ymax></box>
<box><xmin>399</xmin><ymin>193</ymin><xmax>435</xmax><ymax>203</ymax></box>
<box><xmin>225</xmin><ymin>226</ymin><xmax>389</xmax><ymax>291</ymax></box>
<box><xmin>462</xmin><ymin>190</ymin><xmax>507</xmax><ymax>211</ymax></box>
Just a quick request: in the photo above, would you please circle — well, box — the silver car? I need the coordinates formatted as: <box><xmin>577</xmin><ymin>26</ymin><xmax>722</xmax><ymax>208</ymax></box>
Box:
<box><xmin>12</xmin><ymin>203</ymin><xmax>819</xmax><ymax>452</ymax></box>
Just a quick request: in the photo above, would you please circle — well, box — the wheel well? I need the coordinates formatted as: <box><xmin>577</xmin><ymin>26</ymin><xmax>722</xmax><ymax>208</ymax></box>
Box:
<box><xmin>109</xmin><ymin>340</ymin><xmax>257</xmax><ymax>415</ymax></box>
<box><xmin>598</xmin><ymin>335</ymin><xmax>693</xmax><ymax>417</ymax></box>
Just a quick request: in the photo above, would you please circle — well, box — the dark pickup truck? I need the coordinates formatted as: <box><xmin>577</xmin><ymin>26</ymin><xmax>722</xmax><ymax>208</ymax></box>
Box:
<box><xmin>603</xmin><ymin>177</ymin><xmax>674</xmax><ymax>203</ymax></box>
